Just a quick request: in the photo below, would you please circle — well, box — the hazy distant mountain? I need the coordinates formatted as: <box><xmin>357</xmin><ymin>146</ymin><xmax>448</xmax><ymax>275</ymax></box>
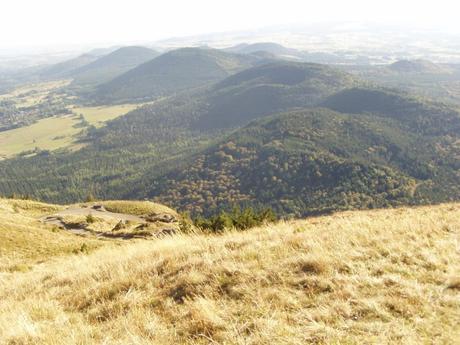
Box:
<box><xmin>94</xmin><ymin>47</ymin><xmax>257</xmax><ymax>103</ymax></box>
<box><xmin>224</xmin><ymin>42</ymin><xmax>303</xmax><ymax>59</ymax></box>
<box><xmin>39</xmin><ymin>53</ymin><xmax>99</xmax><ymax>79</ymax></box>
<box><xmin>339</xmin><ymin>61</ymin><xmax>460</xmax><ymax>105</ymax></box>
<box><xmin>70</xmin><ymin>46</ymin><xmax>159</xmax><ymax>87</ymax></box>
<box><xmin>85</xmin><ymin>46</ymin><xmax>122</xmax><ymax>57</ymax></box>
<box><xmin>247</xmin><ymin>50</ymin><xmax>278</xmax><ymax>60</ymax></box>
<box><xmin>157</xmin><ymin>23</ymin><xmax>460</xmax><ymax>64</ymax></box>
<box><xmin>388</xmin><ymin>59</ymin><xmax>450</xmax><ymax>74</ymax></box>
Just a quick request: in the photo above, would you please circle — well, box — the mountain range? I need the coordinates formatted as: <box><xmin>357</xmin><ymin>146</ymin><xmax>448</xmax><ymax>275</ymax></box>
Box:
<box><xmin>0</xmin><ymin>45</ymin><xmax>459</xmax><ymax>217</ymax></box>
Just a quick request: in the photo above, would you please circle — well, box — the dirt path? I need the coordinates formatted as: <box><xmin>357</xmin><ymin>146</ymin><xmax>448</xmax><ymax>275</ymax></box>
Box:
<box><xmin>41</xmin><ymin>205</ymin><xmax>147</xmax><ymax>236</ymax></box>
<box><xmin>51</xmin><ymin>207</ymin><xmax>145</xmax><ymax>222</ymax></box>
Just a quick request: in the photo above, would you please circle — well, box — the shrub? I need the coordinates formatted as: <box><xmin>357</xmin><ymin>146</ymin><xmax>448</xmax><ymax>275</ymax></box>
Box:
<box><xmin>178</xmin><ymin>212</ymin><xmax>194</xmax><ymax>233</ymax></box>
<box><xmin>73</xmin><ymin>243</ymin><xmax>90</xmax><ymax>255</ymax></box>
<box><xmin>86</xmin><ymin>214</ymin><xmax>97</xmax><ymax>224</ymax></box>
<box><xmin>85</xmin><ymin>192</ymin><xmax>97</xmax><ymax>202</ymax></box>
<box><xmin>194</xmin><ymin>206</ymin><xmax>276</xmax><ymax>232</ymax></box>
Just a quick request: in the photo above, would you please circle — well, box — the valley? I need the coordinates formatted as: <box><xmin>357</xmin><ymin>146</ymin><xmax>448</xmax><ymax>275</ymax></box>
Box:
<box><xmin>0</xmin><ymin>81</ymin><xmax>145</xmax><ymax>159</ymax></box>
<box><xmin>0</xmin><ymin>79</ymin><xmax>72</xmax><ymax>131</ymax></box>
<box><xmin>1</xmin><ymin>52</ymin><xmax>459</xmax><ymax>217</ymax></box>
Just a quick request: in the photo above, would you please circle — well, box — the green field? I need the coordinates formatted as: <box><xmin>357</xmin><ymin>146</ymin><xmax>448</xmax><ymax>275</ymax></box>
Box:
<box><xmin>73</xmin><ymin>103</ymin><xmax>140</xmax><ymax>127</ymax></box>
<box><xmin>0</xmin><ymin>103</ymin><xmax>142</xmax><ymax>159</ymax></box>
<box><xmin>0</xmin><ymin>114</ymin><xmax>83</xmax><ymax>158</ymax></box>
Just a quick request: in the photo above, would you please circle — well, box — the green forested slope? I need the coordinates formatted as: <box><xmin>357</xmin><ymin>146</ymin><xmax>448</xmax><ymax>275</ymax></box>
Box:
<box><xmin>0</xmin><ymin>62</ymin><xmax>459</xmax><ymax>217</ymax></box>
<box><xmin>93</xmin><ymin>48</ymin><xmax>257</xmax><ymax>103</ymax></box>
<box><xmin>144</xmin><ymin>105</ymin><xmax>460</xmax><ymax>216</ymax></box>
<box><xmin>70</xmin><ymin>46</ymin><xmax>159</xmax><ymax>87</ymax></box>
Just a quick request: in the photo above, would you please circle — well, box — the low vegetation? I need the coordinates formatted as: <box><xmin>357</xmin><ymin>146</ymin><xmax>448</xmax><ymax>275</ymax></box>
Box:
<box><xmin>0</xmin><ymin>198</ymin><xmax>103</xmax><ymax>272</ymax></box>
<box><xmin>0</xmin><ymin>202</ymin><xmax>458</xmax><ymax>344</ymax></box>
<box><xmin>194</xmin><ymin>206</ymin><xmax>276</xmax><ymax>231</ymax></box>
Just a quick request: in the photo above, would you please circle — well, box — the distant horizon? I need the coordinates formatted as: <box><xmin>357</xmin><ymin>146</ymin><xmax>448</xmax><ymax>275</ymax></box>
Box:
<box><xmin>2</xmin><ymin>0</ymin><xmax>460</xmax><ymax>51</ymax></box>
<box><xmin>1</xmin><ymin>20</ymin><xmax>459</xmax><ymax>57</ymax></box>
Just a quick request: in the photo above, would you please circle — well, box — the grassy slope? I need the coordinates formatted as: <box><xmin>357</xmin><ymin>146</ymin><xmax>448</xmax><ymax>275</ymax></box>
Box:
<box><xmin>0</xmin><ymin>203</ymin><xmax>459</xmax><ymax>344</ymax></box>
<box><xmin>0</xmin><ymin>199</ymin><xmax>104</xmax><ymax>272</ymax></box>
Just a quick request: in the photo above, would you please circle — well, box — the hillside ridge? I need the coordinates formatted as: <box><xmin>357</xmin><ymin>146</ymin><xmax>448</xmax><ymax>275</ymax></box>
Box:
<box><xmin>94</xmin><ymin>47</ymin><xmax>257</xmax><ymax>103</ymax></box>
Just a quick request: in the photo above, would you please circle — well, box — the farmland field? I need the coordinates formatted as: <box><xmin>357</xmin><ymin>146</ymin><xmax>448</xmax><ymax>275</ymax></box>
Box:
<box><xmin>0</xmin><ymin>114</ymin><xmax>84</xmax><ymax>159</ymax></box>
<box><xmin>73</xmin><ymin>103</ymin><xmax>140</xmax><ymax>127</ymax></box>
<box><xmin>0</xmin><ymin>102</ymin><xmax>143</xmax><ymax>159</ymax></box>
<box><xmin>0</xmin><ymin>79</ymin><xmax>71</xmax><ymax>108</ymax></box>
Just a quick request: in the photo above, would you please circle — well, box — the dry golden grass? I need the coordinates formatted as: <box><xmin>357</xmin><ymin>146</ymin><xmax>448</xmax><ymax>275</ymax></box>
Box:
<box><xmin>0</xmin><ymin>199</ymin><xmax>107</xmax><ymax>272</ymax></box>
<box><xmin>0</xmin><ymin>198</ymin><xmax>63</xmax><ymax>217</ymax></box>
<box><xmin>0</xmin><ymin>202</ymin><xmax>459</xmax><ymax>344</ymax></box>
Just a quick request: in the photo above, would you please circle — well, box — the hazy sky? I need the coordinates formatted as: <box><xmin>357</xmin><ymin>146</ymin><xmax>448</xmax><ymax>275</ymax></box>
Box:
<box><xmin>1</xmin><ymin>0</ymin><xmax>459</xmax><ymax>49</ymax></box>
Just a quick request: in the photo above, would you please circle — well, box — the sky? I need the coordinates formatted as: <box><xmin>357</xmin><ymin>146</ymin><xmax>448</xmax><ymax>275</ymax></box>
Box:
<box><xmin>1</xmin><ymin>0</ymin><xmax>459</xmax><ymax>50</ymax></box>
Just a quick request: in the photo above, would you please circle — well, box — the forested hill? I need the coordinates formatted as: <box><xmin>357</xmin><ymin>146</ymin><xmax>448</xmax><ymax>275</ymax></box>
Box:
<box><xmin>143</xmin><ymin>102</ymin><xmax>460</xmax><ymax>216</ymax></box>
<box><xmin>95</xmin><ymin>61</ymin><xmax>357</xmax><ymax>131</ymax></box>
<box><xmin>388</xmin><ymin>59</ymin><xmax>448</xmax><ymax>74</ymax></box>
<box><xmin>38</xmin><ymin>54</ymin><xmax>99</xmax><ymax>80</ymax></box>
<box><xmin>323</xmin><ymin>87</ymin><xmax>460</xmax><ymax>135</ymax></box>
<box><xmin>93</xmin><ymin>48</ymin><xmax>258</xmax><ymax>103</ymax></box>
<box><xmin>69</xmin><ymin>46</ymin><xmax>159</xmax><ymax>87</ymax></box>
<box><xmin>0</xmin><ymin>61</ymin><xmax>459</xmax><ymax>217</ymax></box>
<box><xmin>192</xmin><ymin>62</ymin><xmax>356</xmax><ymax>129</ymax></box>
